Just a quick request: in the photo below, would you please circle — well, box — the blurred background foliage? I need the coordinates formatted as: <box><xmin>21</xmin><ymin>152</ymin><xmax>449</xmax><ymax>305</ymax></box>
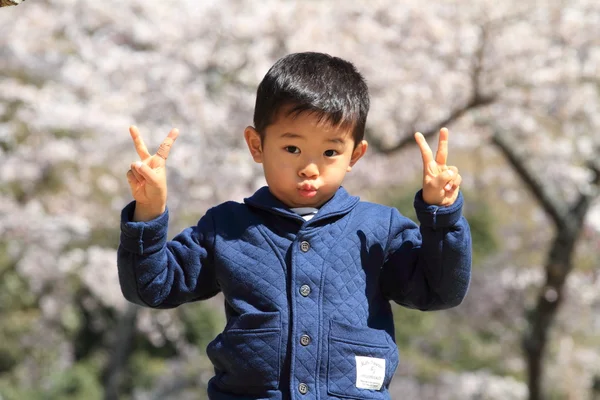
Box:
<box><xmin>1</xmin><ymin>0</ymin><xmax>599</xmax><ymax>399</ymax></box>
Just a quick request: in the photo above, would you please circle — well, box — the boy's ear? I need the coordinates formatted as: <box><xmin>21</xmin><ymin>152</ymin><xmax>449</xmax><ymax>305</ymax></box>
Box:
<box><xmin>347</xmin><ymin>140</ymin><xmax>368</xmax><ymax>172</ymax></box>
<box><xmin>244</xmin><ymin>126</ymin><xmax>263</xmax><ymax>163</ymax></box>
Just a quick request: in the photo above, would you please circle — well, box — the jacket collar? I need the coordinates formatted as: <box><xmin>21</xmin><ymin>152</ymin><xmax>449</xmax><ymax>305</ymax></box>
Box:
<box><xmin>244</xmin><ymin>186</ymin><xmax>359</xmax><ymax>224</ymax></box>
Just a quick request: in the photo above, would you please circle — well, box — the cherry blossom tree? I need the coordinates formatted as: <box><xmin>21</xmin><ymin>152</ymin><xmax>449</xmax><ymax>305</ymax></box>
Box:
<box><xmin>1</xmin><ymin>0</ymin><xmax>599</xmax><ymax>399</ymax></box>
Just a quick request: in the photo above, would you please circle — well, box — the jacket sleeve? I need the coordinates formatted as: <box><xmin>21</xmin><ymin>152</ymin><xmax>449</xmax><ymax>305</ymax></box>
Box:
<box><xmin>380</xmin><ymin>190</ymin><xmax>472</xmax><ymax>311</ymax></box>
<box><xmin>117</xmin><ymin>201</ymin><xmax>220</xmax><ymax>308</ymax></box>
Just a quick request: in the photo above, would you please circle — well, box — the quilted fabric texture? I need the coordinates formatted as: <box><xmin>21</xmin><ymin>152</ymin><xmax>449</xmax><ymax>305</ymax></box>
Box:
<box><xmin>118</xmin><ymin>186</ymin><xmax>472</xmax><ymax>399</ymax></box>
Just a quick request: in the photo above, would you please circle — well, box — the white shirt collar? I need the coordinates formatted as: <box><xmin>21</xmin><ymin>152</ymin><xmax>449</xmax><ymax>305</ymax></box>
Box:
<box><xmin>290</xmin><ymin>207</ymin><xmax>319</xmax><ymax>221</ymax></box>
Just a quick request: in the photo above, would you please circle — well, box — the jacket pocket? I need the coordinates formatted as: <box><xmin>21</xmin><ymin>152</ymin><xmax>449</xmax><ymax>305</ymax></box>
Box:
<box><xmin>207</xmin><ymin>311</ymin><xmax>281</xmax><ymax>394</ymax></box>
<box><xmin>327</xmin><ymin>320</ymin><xmax>398</xmax><ymax>399</ymax></box>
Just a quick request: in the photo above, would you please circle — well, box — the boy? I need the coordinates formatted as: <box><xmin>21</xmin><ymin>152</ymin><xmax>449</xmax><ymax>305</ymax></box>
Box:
<box><xmin>118</xmin><ymin>52</ymin><xmax>471</xmax><ymax>399</ymax></box>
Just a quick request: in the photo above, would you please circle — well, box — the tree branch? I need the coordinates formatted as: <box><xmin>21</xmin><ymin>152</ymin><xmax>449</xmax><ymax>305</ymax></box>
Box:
<box><xmin>370</xmin><ymin>24</ymin><xmax>496</xmax><ymax>154</ymax></box>
<box><xmin>0</xmin><ymin>0</ymin><xmax>24</xmax><ymax>6</ymax></box>
<box><xmin>491</xmin><ymin>131</ymin><xmax>570</xmax><ymax>231</ymax></box>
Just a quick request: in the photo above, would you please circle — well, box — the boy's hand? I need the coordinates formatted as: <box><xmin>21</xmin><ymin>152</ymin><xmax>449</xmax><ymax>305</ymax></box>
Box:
<box><xmin>126</xmin><ymin>126</ymin><xmax>179</xmax><ymax>221</ymax></box>
<box><xmin>414</xmin><ymin>127</ymin><xmax>462</xmax><ymax>207</ymax></box>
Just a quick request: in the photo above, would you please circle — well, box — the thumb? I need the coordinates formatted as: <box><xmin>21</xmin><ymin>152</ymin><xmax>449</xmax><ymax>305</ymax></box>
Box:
<box><xmin>133</xmin><ymin>161</ymin><xmax>161</xmax><ymax>186</ymax></box>
<box><xmin>438</xmin><ymin>166</ymin><xmax>458</xmax><ymax>180</ymax></box>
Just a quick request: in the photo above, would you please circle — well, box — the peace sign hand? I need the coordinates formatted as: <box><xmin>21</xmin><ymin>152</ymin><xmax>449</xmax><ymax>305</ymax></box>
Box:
<box><xmin>414</xmin><ymin>127</ymin><xmax>462</xmax><ymax>207</ymax></box>
<box><xmin>126</xmin><ymin>125</ymin><xmax>179</xmax><ymax>221</ymax></box>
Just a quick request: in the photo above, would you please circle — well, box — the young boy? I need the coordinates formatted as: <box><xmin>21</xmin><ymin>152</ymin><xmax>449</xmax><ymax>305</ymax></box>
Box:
<box><xmin>118</xmin><ymin>52</ymin><xmax>471</xmax><ymax>400</ymax></box>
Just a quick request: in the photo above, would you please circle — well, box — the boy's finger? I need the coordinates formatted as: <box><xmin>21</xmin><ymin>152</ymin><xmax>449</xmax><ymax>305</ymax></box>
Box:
<box><xmin>414</xmin><ymin>132</ymin><xmax>433</xmax><ymax>166</ymax></box>
<box><xmin>156</xmin><ymin>128</ymin><xmax>179</xmax><ymax>161</ymax></box>
<box><xmin>447</xmin><ymin>165</ymin><xmax>458</xmax><ymax>176</ymax></box>
<box><xmin>444</xmin><ymin>174</ymin><xmax>462</xmax><ymax>191</ymax></box>
<box><xmin>133</xmin><ymin>161</ymin><xmax>160</xmax><ymax>186</ymax></box>
<box><xmin>129</xmin><ymin>125</ymin><xmax>151</xmax><ymax>160</ymax></box>
<box><xmin>129</xmin><ymin>162</ymin><xmax>144</xmax><ymax>184</ymax></box>
<box><xmin>438</xmin><ymin>167</ymin><xmax>457</xmax><ymax>185</ymax></box>
<box><xmin>439</xmin><ymin>166</ymin><xmax>460</xmax><ymax>189</ymax></box>
<box><xmin>435</xmin><ymin>127</ymin><xmax>449</xmax><ymax>165</ymax></box>
<box><xmin>126</xmin><ymin>169</ymin><xmax>140</xmax><ymax>185</ymax></box>
<box><xmin>449</xmin><ymin>173</ymin><xmax>462</xmax><ymax>190</ymax></box>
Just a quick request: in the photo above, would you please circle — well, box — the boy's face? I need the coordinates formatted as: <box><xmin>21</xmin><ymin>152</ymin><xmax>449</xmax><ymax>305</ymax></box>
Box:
<box><xmin>244</xmin><ymin>109</ymin><xmax>368</xmax><ymax>208</ymax></box>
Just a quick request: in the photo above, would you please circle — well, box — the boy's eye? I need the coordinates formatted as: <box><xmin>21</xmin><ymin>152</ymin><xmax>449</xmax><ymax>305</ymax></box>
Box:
<box><xmin>324</xmin><ymin>149</ymin><xmax>338</xmax><ymax>157</ymax></box>
<box><xmin>284</xmin><ymin>146</ymin><xmax>300</xmax><ymax>154</ymax></box>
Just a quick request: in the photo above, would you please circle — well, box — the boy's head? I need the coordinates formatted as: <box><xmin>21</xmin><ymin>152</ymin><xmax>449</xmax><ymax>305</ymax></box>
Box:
<box><xmin>253</xmin><ymin>52</ymin><xmax>370</xmax><ymax>146</ymax></box>
<box><xmin>245</xmin><ymin>52</ymin><xmax>370</xmax><ymax>208</ymax></box>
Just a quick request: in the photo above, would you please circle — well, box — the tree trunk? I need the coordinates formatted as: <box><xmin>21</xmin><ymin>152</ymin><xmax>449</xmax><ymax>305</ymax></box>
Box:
<box><xmin>103</xmin><ymin>303</ymin><xmax>139</xmax><ymax>400</ymax></box>
<box><xmin>492</xmin><ymin>132</ymin><xmax>599</xmax><ymax>399</ymax></box>
<box><xmin>523</xmin><ymin>247</ymin><xmax>572</xmax><ymax>400</ymax></box>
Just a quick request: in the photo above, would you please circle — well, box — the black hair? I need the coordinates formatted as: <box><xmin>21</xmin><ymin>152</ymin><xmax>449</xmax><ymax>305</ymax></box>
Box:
<box><xmin>253</xmin><ymin>52</ymin><xmax>370</xmax><ymax>145</ymax></box>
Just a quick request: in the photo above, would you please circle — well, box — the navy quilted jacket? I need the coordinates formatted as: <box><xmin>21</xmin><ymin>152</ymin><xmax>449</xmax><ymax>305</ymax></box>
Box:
<box><xmin>117</xmin><ymin>186</ymin><xmax>471</xmax><ymax>399</ymax></box>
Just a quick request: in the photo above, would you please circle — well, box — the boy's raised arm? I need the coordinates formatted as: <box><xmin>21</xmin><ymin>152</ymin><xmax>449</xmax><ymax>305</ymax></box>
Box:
<box><xmin>118</xmin><ymin>207</ymin><xmax>219</xmax><ymax>308</ymax></box>
<box><xmin>118</xmin><ymin>127</ymin><xmax>220</xmax><ymax>308</ymax></box>
<box><xmin>380</xmin><ymin>128</ymin><xmax>472</xmax><ymax>310</ymax></box>
<box><xmin>381</xmin><ymin>193</ymin><xmax>472</xmax><ymax>310</ymax></box>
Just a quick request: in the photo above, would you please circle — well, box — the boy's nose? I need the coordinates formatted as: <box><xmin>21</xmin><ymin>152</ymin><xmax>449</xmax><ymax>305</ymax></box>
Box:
<box><xmin>299</xmin><ymin>162</ymin><xmax>319</xmax><ymax>178</ymax></box>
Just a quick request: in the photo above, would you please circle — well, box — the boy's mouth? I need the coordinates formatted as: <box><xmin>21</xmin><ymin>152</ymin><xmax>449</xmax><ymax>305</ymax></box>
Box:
<box><xmin>298</xmin><ymin>183</ymin><xmax>318</xmax><ymax>198</ymax></box>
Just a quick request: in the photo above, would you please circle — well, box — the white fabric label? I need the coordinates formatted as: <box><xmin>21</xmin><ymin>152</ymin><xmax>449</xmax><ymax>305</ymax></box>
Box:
<box><xmin>355</xmin><ymin>356</ymin><xmax>386</xmax><ymax>390</ymax></box>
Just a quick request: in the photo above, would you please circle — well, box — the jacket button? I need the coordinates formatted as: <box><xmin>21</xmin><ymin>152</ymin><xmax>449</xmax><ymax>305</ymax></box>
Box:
<box><xmin>298</xmin><ymin>382</ymin><xmax>309</xmax><ymax>394</ymax></box>
<box><xmin>299</xmin><ymin>240</ymin><xmax>310</xmax><ymax>252</ymax></box>
<box><xmin>300</xmin><ymin>334</ymin><xmax>311</xmax><ymax>346</ymax></box>
<box><xmin>299</xmin><ymin>284</ymin><xmax>311</xmax><ymax>297</ymax></box>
